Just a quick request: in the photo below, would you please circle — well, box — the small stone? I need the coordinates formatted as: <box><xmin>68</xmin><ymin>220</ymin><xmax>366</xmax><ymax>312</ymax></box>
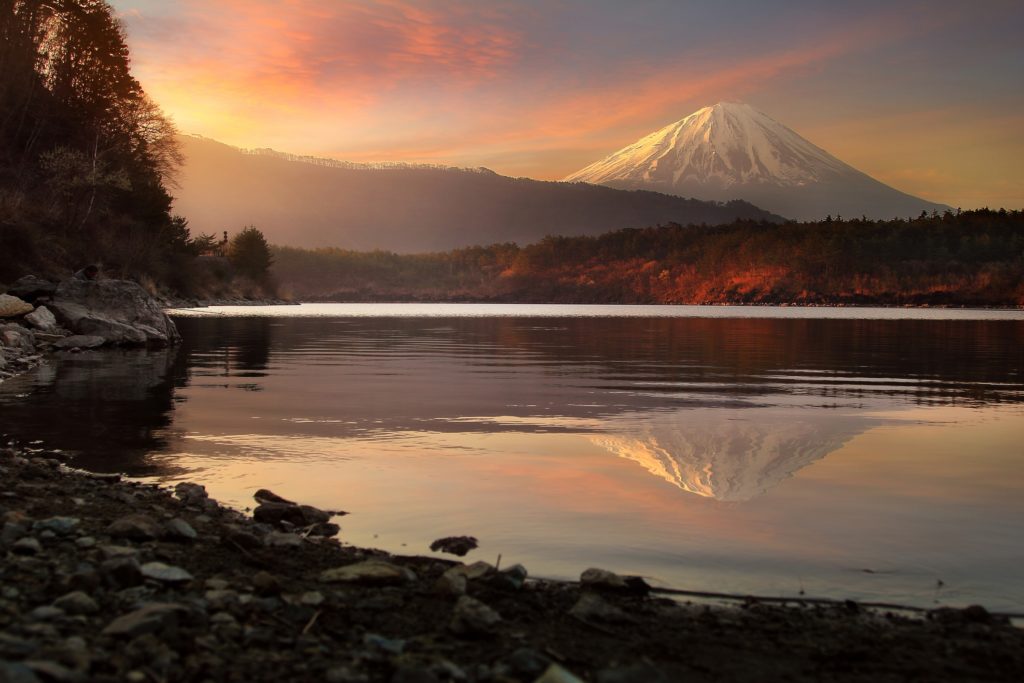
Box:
<box><xmin>253</xmin><ymin>501</ymin><xmax>330</xmax><ymax>527</ymax></box>
<box><xmin>24</xmin><ymin>306</ymin><xmax>58</xmax><ymax>331</ymax></box>
<box><xmin>363</xmin><ymin>632</ymin><xmax>405</xmax><ymax>655</ymax></box>
<box><xmin>101</xmin><ymin>557</ymin><xmax>143</xmax><ymax>588</ymax></box>
<box><xmin>99</xmin><ymin>545</ymin><xmax>137</xmax><ymax>559</ymax></box>
<box><xmin>325</xmin><ymin>666</ymin><xmax>369</xmax><ymax>683</ymax></box>
<box><xmin>210</xmin><ymin>611</ymin><xmax>238</xmax><ymax>627</ymax></box>
<box><xmin>252</xmin><ymin>571</ymin><xmax>282</xmax><ymax>596</ymax></box>
<box><xmin>53</xmin><ymin>591</ymin><xmax>99</xmax><ymax>616</ymax></box>
<box><xmin>253</xmin><ymin>489</ymin><xmax>295</xmax><ymax>505</ymax></box>
<box><xmin>264</xmin><ymin>531</ymin><xmax>303</xmax><ymax>548</ymax></box>
<box><xmin>433</xmin><ymin>570</ymin><xmax>468</xmax><ymax>596</ymax></box>
<box><xmin>300</xmin><ymin>591</ymin><xmax>325</xmax><ymax>607</ymax></box>
<box><xmin>102</xmin><ymin>603</ymin><xmax>188</xmax><ymax>637</ymax></box>
<box><xmin>174</xmin><ymin>482</ymin><xmax>209</xmax><ymax>505</ymax></box>
<box><xmin>497</xmin><ymin>648</ymin><xmax>551</xmax><ymax>681</ymax></box>
<box><xmin>2</xmin><ymin>521</ymin><xmax>27</xmax><ymax>544</ymax></box>
<box><xmin>28</xmin><ymin>606</ymin><xmax>65</xmax><ymax>621</ymax></box>
<box><xmin>74</xmin><ymin>537</ymin><xmax>96</xmax><ymax>549</ymax></box>
<box><xmin>580</xmin><ymin>567</ymin><xmax>627</xmax><ymax>590</ymax></box>
<box><xmin>140</xmin><ymin>562</ymin><xmax>193</xmax><ymax>584</ymax></box>
<box><xmin>205</xmin><ymin>578</ymin><xmax>230</xmax><ymax>590</ymax></box>
<box><xmin>449</xmin><ymin>596</ymin><xmax>501</xmax><ymax>637</ymax></box>
<box><xmin>0</xmin><ymin>661</ymin><xmax>41</xmax><ymax>683</ymax></box>
<box><xmin>535</xmin><ymin>664</ymin><xmax>587</xmax><ymax>683</ymax></box>
<box><xmin>429</xmin><ymin>536</ymin><xmax>478</xmax><ymax>557</ymax></box>
<box><xmin>164</xmin><ymin>518</ymin><xmax>197</xmax><ymax>541</ymax></box>
<box><xmin>223</xmin><ymin>526</ymin><xmax>261</xmax><ymax>549</ymax></box>
<box><xmin>319</xmin><ymin>560</ymin><xmax>416</xmax><ymax>585</ymax></box>
<box><xmin>569</xmin><ymin>593</ymin><xmax>632</xmax><ymax>624</ymax></box>
<box><xmin>595</xmin><ymin>663</ymin><xmax>671</xmax><ymax>683</ymax></box>
<box><xmin>13</xmin><ymin>537</ymin><xmax>42</xmax><ymax>555</ymax></box>
<box><xmin>204</xmin><ymin>589</ymin><xmax>239</xmax><ymax>610</ymax></box>
<box><xmin>0</xmin><ymin>294</ymin><xmax>33</xmax><ymax>318</ymax></box>
<box><xmin>107</xmin><ymin>514</ymin><xmax>163</xmax><ymax>541</ymax></box>
<box><xmin>25</xmin><ymin>659</ymin><xmax>80</xmax><ymax>683</ymax></box>
<box><xmin>33</xmin><ymin>517</ymin><xmax>80</xmax><ymax>536</ymax></box>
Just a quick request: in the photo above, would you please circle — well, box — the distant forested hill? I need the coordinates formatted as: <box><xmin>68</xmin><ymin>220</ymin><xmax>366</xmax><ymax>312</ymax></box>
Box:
<box><xmin>272</xmin><ymin>210</ymin><xmax>1024</xmax><ymax>307</ymax></box>
<box><xmin>175</xmin><ymin>135</ymin><xmax>782</xmax><ymax>252</ymax></box>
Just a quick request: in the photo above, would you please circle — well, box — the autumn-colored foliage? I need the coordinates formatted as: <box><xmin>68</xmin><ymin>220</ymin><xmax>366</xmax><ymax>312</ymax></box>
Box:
<box><xmin>272</xmin><ymin>209</ymin><xmax>1024</xmax><ymax>307</ymax></box>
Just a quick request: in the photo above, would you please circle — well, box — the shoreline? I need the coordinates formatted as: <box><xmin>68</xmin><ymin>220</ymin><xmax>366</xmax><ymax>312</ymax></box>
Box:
<box><xmin>2</xmin><ymin>443</ymin><xmax>1022</xmax><ymax>682</ymax></box>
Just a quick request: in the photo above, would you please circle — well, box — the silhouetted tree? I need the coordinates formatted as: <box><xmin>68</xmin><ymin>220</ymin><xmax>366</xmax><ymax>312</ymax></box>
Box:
<box><xmin>229</xmin><ymin>226</ymin><xmax>273</xmax><ymax>282</ymax></box>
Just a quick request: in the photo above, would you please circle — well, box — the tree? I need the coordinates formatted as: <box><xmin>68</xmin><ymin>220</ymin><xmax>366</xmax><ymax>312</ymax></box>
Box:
<box><xmin>228</xmin><ymin>226</ymin><xmax>273</xmax><ymax>282</ymax></box>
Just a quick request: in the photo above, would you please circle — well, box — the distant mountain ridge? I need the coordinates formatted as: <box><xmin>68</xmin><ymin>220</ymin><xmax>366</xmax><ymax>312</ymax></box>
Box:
<box><xmin>565</xmin><ymin>102</ymin><xmax>950</xmax><ymax>221</ymax></box>
<box><xmin>174</xmin><ymin>135</ymin><xmax>782</xmax><ymax>251</ymax></box>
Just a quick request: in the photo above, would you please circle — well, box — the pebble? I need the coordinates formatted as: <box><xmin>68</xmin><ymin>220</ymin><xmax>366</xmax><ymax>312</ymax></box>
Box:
<box><xmin>497</xmin><ymin>648</ymin><xmax>551</xmax><ymax>681</ymax></box>
<box><xmin>569</xmin><ymin>593</ymin><xmax>632</xmax><ymax>624</ymax></box>
<box><xmin>164</xmin><ymin>517</ymin><xmax>197</xmax><ymax>541</ymax></box>
<box><xmin>107</xmin><ymin>514</ymin><xmax>164</xmax><ymax>540</ymax></box>
<box><xmin>319</xmin><ymin>560</ymin><xmax>417</xmax><ymax>585</ymax></box>
<box><xmin>264</xmin><ymin>531</ymin><xmax>303</xmax><ymax>548</ymax></box>
<box><xmin>580</xmin><ymin>567</ymin><xmax>627</xmax><ymax>590</ymax></box>
<box><xmin>102</xmin><ymin>603</ymin><xmax>188</xmax><ymax>638</ymax></box>
<box><xmin>101</xmin><ymin>557</ymin><xmax>144</xmax><ymax>588</ymax></box>
<box><xmin>13</xmin><ymin>537</ymin><xmax>42</xmax><ymax>555</ymax></box>
<box><xmin>449</xmin><ymin>596</ymin><xmax>502</xmax><ymax>637</ymax></box>
<box><xmin>33</xmin><ymin>516</ymin><xmax>80</xmax><ymax>535</ymax></box>
<box><xmin>252</xmin><ymin>571</ymin><xmax>282</xmax><ymax>595</ymax></box>
<box><xmin>0</xmin><ymin>661</ymin><xmax>41</xmax><ymax>683</ymax></box>
<box><xmin>74</xmin><ymin>536</ymin><xmax>96</xmax><ymax>549</ymax></box>
<box><xmin>433</xmin><ymin>570</ymin><xmax>468</xmax><ymax>596</ymax></box>
<box><xmin>429</xmin><ymin>535</ymin><xmax>478</xmax><ymax>557</ymax></box>
<box><xmin>53</xmin><ymin>591</ymin><xmax>99</xmax><ymax>615</ymax></box>
<box><xmin>300</xmin><ymin>591</ymin><xmax>325</xmax><ymax>607</ymax></box>
<box><xmin>27</xmin><ymin>606</ymin><xmax>65</xmax><ymax>621</ymax></box>
<box><xmin>595</xmin><ymin>663</ymin><xmax>671</xmax><ymax>683</ymax></box>
<box><xmin>534</xmin><ymin>664</ymin><xmax>587</xmax><ymax>683</ymax></box>
<box><xmin>141</xmin><ymin>561</ymin><xmax>194</xmax><ymax>583</ymax></box>
<box><xmin>98</xmin><ymin>545</ymin><xmax>137</xmax><ymax>559</ymax></box>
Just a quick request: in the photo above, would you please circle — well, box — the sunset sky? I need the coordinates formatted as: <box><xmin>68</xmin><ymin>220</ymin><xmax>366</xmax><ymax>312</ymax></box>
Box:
<box><xmin>110</xmin><ymin>0</ymin><xmax>1024</xmax><ymax>209</ymax></box>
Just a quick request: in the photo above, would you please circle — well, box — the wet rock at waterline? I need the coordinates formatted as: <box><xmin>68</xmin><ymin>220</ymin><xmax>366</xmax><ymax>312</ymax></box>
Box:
<box><xmin>49</xmin><ymin>279</ymin><xmax>180</xmax><ymax>346</ymax></box>
<box><xmin>429</xmin><ymin>535</ymin><xmax>479</xmax><ymax>557</ymax></box>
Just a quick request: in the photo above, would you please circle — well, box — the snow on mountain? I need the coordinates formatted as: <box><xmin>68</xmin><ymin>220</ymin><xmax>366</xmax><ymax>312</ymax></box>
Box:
<box><xmin>591</xmin><ymin>408</ymin><xmax>871</xmax><ymax>502</ymax></box>
<box><xmin>564</xmin><ymin>102</ymin><xmax>949</xmax><ymax>221</ymax></box>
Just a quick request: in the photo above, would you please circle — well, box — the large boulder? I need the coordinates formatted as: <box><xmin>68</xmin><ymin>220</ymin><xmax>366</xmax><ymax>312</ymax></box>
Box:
<box><xmin>49</xmin><ymin>280</ymin><xmax>180</xmax><ymax>347</ymax></box>
<box><xmin>0</xmin><ymin>294</ymin><xmax>33</xmax><ymax>319</ymax></box>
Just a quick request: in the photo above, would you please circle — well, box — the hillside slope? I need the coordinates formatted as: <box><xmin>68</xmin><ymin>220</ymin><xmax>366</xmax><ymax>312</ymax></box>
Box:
<box><xmin>173</xmin><ymin>135</ymin><xmax>781</xmax><ymax>251</ymax></box>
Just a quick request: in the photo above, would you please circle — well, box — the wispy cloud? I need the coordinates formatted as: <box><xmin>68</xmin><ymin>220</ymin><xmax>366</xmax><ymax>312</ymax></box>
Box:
<box><xmin>112</xmin><ymin>0</ymin><xmax>1024</xmax><ymax>206</ymax></box>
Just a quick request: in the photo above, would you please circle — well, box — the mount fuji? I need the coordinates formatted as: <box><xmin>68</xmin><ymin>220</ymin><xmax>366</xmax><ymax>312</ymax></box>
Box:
<box><xmin>564</xmin><ymin>102</ymin><xmax>949</xmax><ymax>221</ymax></box>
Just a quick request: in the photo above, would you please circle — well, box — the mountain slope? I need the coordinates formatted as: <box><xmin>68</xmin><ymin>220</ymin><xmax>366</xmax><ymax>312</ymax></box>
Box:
<box><xmin>564</xmin><ymin>102</ymin><xmax>949</xmax><ymax>221</ymax></box>
<box><xmin>173</xmin><ymin>135</ymin><xmax>781</xmax><ymax>251</ymax></box>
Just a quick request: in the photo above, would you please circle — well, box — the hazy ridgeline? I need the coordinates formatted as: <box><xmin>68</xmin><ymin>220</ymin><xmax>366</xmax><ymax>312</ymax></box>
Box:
<box><xmin>273</xmin><ymin>209</ymin><xmax>1024</xmax><ymax>306</ymax></box>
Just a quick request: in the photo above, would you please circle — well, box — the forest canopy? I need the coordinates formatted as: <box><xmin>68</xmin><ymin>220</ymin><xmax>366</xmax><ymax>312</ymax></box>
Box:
<box><xmin>0</xmin><ymin>0</ymin><xmax>196</xmax><ymax>286</ymax></box>
<box><xmin>272</xmin><ymin>210</ymin><xmax>1024</xmax><ymax>307</ymax></box>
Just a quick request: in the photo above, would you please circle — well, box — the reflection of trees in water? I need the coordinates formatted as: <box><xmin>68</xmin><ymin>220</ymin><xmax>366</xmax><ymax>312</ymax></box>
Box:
<box><xmin>180</xmin><ymin>316</ymin><xmax>1024</xmax><ymax>406</ymax></box>
<box><xmin>1</xmin><ymin>315</ymin><xmax>1020</xmax><ymax>478</ymax></box>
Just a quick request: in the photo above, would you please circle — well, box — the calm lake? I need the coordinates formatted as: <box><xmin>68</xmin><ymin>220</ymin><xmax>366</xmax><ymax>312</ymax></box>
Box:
<box><xmin>2</xmin><ymin>304</ymin><xmax>1023</xmax><ymax>612</ymax></box>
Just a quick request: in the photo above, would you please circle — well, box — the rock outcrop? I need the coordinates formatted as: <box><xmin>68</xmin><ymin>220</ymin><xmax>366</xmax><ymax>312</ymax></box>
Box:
<box><xmin>49</xmin><ymin>279</ymin><xmax>180</xmax><ymax>346</ymax></box>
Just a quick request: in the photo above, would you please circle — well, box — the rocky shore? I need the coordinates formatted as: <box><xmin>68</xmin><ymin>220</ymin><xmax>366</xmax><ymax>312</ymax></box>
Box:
<box><xmin>1</xmin><ymin>276</ymin><xmax>180</xmax><ymax>384</ymax></box>
<box><xmin>1</xmin><ymin>444</ymin><xmax>1023</xmax><ymax>683</ymax></box>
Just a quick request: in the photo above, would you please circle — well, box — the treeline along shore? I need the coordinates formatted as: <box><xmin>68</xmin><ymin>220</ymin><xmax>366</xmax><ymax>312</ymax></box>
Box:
<box><xmin>273</xmin><ymin>210</ymin><xmax>1024</xmax><ymax>307</ymax></box>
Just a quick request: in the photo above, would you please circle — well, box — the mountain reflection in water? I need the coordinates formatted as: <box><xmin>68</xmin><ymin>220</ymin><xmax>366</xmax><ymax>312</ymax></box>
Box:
<box><xmin>1</xmin><ymin>308</ymin><xmax>1022</xmax><ymax>610</ymax></box>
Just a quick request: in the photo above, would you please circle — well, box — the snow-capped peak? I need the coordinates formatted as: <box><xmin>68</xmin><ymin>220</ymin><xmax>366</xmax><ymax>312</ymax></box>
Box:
<box><xmin>564</xmin><ymin>102</ymin><xmax>853</xmax><ymax>189</ymax></box>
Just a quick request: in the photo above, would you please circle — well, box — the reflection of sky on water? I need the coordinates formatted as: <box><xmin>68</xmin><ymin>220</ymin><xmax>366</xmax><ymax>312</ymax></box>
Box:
<box><xmin>1</xmin><ymin>307</ymin><xmax>1022</xmax><ymax>611</ymax></box>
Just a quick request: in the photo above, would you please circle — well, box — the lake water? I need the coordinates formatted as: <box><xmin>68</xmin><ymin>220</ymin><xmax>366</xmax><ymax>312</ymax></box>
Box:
<box><xmin>2</xmin><ymin>304</ymin><xmax>1023</xmax><ymax>612</ymax></box>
